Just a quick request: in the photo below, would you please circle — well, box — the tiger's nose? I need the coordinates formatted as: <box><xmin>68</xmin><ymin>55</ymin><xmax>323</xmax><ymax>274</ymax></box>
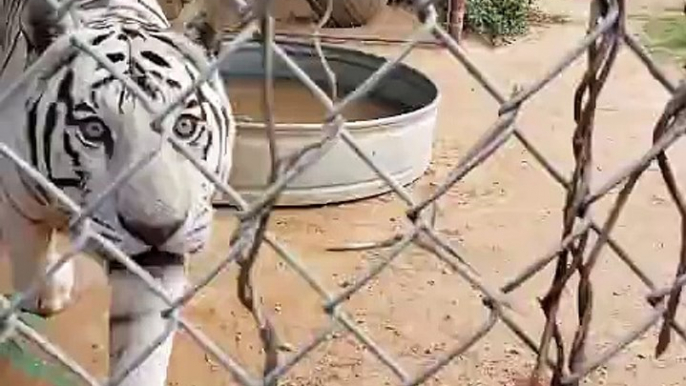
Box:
<box><xmin>118</xmin><ymin>215</ymin><xmax>185</xmax><ymax>247</ymax></box>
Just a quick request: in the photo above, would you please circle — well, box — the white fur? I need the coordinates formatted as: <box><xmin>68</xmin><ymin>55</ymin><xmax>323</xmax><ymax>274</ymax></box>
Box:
<box><xmin>0</xmin><ymin>196</ymin><xmax>75</xmax><ymax>314</ymax></box>
<box><xmin>109</xmin><ymin>265</ymin><xmax>186</xmax><ymax>386</ymax></box>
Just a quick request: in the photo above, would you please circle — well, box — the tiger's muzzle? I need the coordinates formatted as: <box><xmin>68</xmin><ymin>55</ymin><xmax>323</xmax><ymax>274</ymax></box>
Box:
<box><xmin>118</xmin><ymin>212</ymin><xmax>185</xmax><ymax>247</ymax></box>
<box><xmin>115</xmin><ymin>152</ymin><xmax>192</xmax><ymax>249</ymax></box>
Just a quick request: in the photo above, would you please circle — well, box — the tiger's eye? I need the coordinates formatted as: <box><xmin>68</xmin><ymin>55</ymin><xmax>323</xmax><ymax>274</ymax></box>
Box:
<box><xmin>174</xmin><ymin>116</ymin><xmax>199</xmax><ymax>139</ymax></box>
<box><xmin>78</xmin><ymin>120</ymin><xmax>108</xmax><ymax>144</ymax></box>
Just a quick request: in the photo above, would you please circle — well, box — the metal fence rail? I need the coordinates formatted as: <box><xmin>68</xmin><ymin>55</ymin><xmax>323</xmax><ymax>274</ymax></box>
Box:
<box><xmin>1</xmin><ymin>0</ymin><xmax>685</xmax><ymax>385</ymax></box>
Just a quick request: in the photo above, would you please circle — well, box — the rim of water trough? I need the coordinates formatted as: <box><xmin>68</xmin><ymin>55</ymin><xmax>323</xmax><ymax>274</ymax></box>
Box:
<box><xmin>218</xmin><ymin>37</ymin><xmax>441</xmax><ymax>132</ymax></box>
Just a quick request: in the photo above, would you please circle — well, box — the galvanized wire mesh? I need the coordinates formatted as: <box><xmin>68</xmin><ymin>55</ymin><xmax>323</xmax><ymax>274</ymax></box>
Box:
<box><xmin>1</xmin><ymin>0</ymin><xmax>685</xmax><ymax>385</ymax></box>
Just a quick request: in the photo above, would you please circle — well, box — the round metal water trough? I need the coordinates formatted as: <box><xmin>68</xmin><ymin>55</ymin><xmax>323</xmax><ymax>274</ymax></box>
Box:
<box><xmin>214</xmin><ymin>40</ymin><xmax>440</xmax><ymax>207</ymax></box>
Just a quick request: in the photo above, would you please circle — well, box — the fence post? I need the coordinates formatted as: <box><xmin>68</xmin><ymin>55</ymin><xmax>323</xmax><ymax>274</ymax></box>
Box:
<box><xmin>449</xmin><ymin>0</ymin><xmax>466</xmax><ymax>43</ymax></box>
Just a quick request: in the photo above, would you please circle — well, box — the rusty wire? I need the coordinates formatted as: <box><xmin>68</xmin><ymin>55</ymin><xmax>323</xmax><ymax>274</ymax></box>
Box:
<box><xmin>0</xmin><ymin>0</ymin><xmax>685</xmax><ymax>385</ymax></box>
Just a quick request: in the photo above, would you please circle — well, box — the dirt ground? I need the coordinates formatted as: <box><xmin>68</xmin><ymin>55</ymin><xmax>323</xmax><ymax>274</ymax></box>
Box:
<box><xmin>3</xmin><ymin>0</ymin><xmax>686</xmax><ymax>385</ymax></box>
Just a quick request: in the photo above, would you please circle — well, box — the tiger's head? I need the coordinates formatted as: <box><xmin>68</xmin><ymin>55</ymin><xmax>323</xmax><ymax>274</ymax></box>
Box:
<box><xmin>5</xmin><ymin>2</ymin><xmax>235</xmax><ymax>259</ymax></box>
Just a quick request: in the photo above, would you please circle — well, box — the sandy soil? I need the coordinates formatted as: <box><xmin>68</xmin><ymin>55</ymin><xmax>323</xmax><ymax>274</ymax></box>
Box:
<box><xmin>3</xmin><ymin>0</ymin><xmax>686</xmax><ymax>385</ymax></box>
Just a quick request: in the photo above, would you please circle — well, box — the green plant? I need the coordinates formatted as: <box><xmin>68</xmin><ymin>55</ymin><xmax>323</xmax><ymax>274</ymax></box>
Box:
<box><xmin>465</xmin><ymin>0</ymin><xmax>536</xmax><ymax>43</ymax></box>
<box><xmin>642</xmin><ymin>12</ymin><xmax>686</xmax><ymax>64</ymax></box>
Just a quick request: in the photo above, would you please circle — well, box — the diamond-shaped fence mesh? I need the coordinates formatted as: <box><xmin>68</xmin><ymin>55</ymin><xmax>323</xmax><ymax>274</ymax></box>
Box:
<box><xmin>0</xmin><ymin>0</ymin><xmax>685</xmax><ymax>385</ymax></box>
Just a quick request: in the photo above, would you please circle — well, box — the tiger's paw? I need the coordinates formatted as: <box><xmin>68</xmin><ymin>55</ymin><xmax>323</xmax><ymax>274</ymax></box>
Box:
<box><xmin>24</xmin><ymin>260</ymin><xmax>76</xmax><ymax>317</ymax></box>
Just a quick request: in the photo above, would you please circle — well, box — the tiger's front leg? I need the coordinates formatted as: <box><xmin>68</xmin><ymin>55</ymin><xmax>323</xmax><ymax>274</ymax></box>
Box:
<box><xmin>1</xmin><ymin>199</ymin><xmax>75</xmax><ymax>315</ymax></box>
<box><xmin>108</xmin><ymin>259</ymin><xmax>186</xmax><ymax>386</ymax></box>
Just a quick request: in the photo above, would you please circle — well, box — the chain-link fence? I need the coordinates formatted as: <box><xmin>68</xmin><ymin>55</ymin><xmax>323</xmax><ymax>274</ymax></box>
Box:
<box><xmin>1</xmin><ymin>0</ymin><xmax>686</xmax><ymax>385</ymax></box>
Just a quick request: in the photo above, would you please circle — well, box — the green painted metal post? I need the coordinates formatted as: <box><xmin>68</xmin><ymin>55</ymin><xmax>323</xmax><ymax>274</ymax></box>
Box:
<box><xmin>0</xmin><ymin>312</ymin><xmax>78</xmax><ymax>386</ymax></box>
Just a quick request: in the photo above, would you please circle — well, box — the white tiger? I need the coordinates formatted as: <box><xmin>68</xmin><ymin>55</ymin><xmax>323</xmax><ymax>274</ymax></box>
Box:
<box><xmin>0</xmin><ymin>0</ymin><xmax>235</xmax><ymax>385</ymax></box>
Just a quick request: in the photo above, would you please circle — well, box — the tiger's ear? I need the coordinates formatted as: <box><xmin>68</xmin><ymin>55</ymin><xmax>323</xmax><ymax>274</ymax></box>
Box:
<box><xmin>21</xmin><ymin>0</ymin><xmax>70</xmax><ymax>55</ymax></box>
<box><xmin>171</xmin><ymin>0</ymin><xmax>219</xmax><ymax>55</ymax></box>
<box><xmin>181</xmin><ymin>11</ymin><xmax>220</xmax><ymax>56</ymax></box>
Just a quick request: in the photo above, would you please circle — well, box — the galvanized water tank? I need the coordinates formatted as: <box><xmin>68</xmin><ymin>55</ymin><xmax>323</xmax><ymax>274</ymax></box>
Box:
<box><xmin>215</xmin><ymin>40</ymin><xmax>439</xmax><ymax>207</ymax></box>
